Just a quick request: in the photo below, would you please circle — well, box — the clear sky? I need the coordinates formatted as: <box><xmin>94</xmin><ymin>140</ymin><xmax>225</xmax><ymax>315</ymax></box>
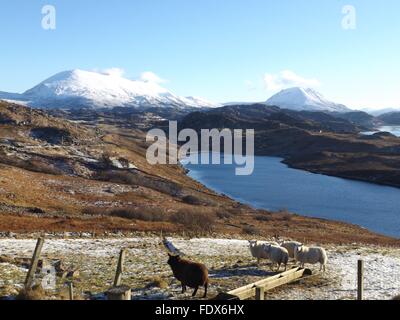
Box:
<box><xmin>0</xmin><ymin>0</ymin><xmax>399</xmax><ymax>109</ymax></box>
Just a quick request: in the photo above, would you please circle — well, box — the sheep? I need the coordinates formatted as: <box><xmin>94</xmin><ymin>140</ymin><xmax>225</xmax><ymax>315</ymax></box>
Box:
<box><xmin>167</xmin><ymin>253</ymin><xmax>209</xmax><ymax>298</ymax></box>
<box><xmin>262</xmin><ymin>244</ymin><xmax>289</xmax><ymax>271</ymax></box>
<box><xmin>248</xmin><ymin>240</ymin><xmax>279</xmax><ymax>265</ymax></box>
<box><xmin>280</xmin><ymin>241</ymin><xmax>303</xmax><ymax>259</ymax></box>
<box><xmin>294</xmin><ymin>245</ymin><xmax>328</xmax><ymax>272</ymax></box>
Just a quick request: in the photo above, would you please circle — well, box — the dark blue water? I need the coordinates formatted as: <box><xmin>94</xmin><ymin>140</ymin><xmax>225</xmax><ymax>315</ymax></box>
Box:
<box><xmin>183</xmin><ymin>155</ymin><xmax>400</xmax><ymax>238</ymax></box>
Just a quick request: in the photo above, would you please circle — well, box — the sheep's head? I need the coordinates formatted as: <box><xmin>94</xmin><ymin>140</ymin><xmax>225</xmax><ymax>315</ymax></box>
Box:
<box><xmin>263</xmin><ymin>244</ymin><xmax>272</xmax><ymax>253</ymax></box>
<box><xmin>167</xmin><ymin>253</ymin><xmax>181</xmax><ymax>266</ymax></box>
<box><xmin>296</xmin><ymin>245</ymin><xmax>304</xmax><ymax>253</ymax></box>
<box><xmin>249</xmin><ymin>240</ymin><xmax>258</xmax><ymax>248</ymax></box>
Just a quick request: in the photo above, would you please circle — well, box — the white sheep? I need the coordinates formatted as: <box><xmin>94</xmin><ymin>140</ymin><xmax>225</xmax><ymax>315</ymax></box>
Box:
<box><xmin>294</xmin><ymin>245</ymin><xmax>328</xmax><ymax>272</ymax></box>
<box><xmin>280</xmin><ymin>241</ymin><xmax>302</xmax><ymax>259</ymax></box>
<box><xmin>248</xmin><ymin>240</ymin><xmax>278</xmax><ymax>265</ymax></box>
<box><xmin>262</xmin><ymin>244</ymin><xmax>289</xmax><ymax>271</ymax></box>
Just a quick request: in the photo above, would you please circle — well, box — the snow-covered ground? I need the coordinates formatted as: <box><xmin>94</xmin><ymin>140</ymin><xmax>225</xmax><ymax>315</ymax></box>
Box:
<box><xmin>0</xmin><ymin>237</ymin><xmax>399</xmax><ymax>300</ymax></box>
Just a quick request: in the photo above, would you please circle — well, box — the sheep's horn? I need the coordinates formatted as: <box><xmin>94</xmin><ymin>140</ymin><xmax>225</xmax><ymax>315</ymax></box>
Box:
<box><xmin>162</xmin><ymin>237</ymin><xmax>182</xmax><ymax>256</ymax></box>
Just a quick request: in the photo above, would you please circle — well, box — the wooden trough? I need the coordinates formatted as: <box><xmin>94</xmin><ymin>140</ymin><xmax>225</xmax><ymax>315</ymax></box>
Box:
<box><xmin>214</xmin><ymin>267</ymin><xmax>313</xmax><ymax>300</ymax></box>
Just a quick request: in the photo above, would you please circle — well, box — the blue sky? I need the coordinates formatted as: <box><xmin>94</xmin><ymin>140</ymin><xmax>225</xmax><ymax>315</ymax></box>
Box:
<box><xmin>0</xmin><ymin>0</ymin><xmax>399</xmax><ymax>109</ymax></box>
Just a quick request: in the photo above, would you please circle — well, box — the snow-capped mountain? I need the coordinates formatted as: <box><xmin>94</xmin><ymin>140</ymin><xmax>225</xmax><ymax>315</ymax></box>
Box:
<box><xmin>0</xmin><ymin>69</ymin><xmax>218</xmax><ymax>110</ymax></box>
<box><xmin>266</xmin><ymin>87</ymin><xmax>351</xmax><ymax>113</ymax></box>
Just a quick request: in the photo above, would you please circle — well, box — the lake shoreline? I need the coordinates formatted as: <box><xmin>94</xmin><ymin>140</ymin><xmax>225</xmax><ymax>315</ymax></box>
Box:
<box><xmin>282</xmin><ymin>159</ymin><xmax>400</xmax><ymax>189</ymax></box>
<box><xmin>279</xmin><ymin>126</ymin><xmax>400</xmax><ymax>189</ymax></box>
<box><xmin>183</xmin><ymin>154</ymin><xmax>400</xmax><ymax>239</ymax></box>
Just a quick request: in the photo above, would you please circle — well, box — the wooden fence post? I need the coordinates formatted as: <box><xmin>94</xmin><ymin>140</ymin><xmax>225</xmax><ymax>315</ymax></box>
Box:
<box><xmin>113</xmin><ymin>248</ymin><xmax>127</xmax><ymax>287</ymax></box>
<box><xmin>255</xmin><ymin>286</ymin><xmax>265</xmax><ymax>300</ymax></box>
<box><xmin>106</xmin><ymin>285</ymin><xmax>132</xmax><ymax>301</ymax></box>
<box><xmin>357</xmin><ymin>259</ymin><xmax>364</xmax><ymax>300</ymax></box>
<box><xmin>24</xmin><ymin>237</ymin><xmax>45</xmax><ymax>289</ymax></box>
<box><xmin>68</xmin><ymin>282</ymin><xmax>74</xmax><ymax>300</ymax></box>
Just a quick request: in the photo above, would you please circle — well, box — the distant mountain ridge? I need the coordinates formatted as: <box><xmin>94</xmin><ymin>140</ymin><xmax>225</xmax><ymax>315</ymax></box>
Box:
<box><xmin>178</xmin><ymin>103</ymin><xmax>362</xmax><ymax>134</ymax></box>
<box><xmin>0</xmin><ymin>69</ymin><xmax>218</xmax><ymax>110</ymax></box>
<box><xmin>378</xmin><ymin>112</ymin><xmax>400</xmax><ymax>125</ymax></box>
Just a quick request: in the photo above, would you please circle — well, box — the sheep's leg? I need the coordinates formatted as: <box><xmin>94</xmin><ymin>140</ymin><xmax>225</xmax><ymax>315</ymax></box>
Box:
<box><xmin>203</xmin><ymin>283</ymin><xmax>208</xmax><ymax>298</ymax></box>
<box><xmin>257</xmin><ymin>258</ymin><xmax>260</xmax><ymax>265</ymax></box>
<box><xmin>269</xmin><ymin>263</ymin><xmax>274</xmax><ymax>271</ymax></box>
<box><xmin>181</xmin><ymin>284</ymin><xmax>187</xmax><ymax>294</ymax></box>
<box><xmin>192</xmin><ymin>286</ymin><xmax>199</xmax><ymax>297</ymax></box>
<box><xmin>276</xmin><ymin>263</ymin><xmax>281</xmax><ymax>272</ymax></box>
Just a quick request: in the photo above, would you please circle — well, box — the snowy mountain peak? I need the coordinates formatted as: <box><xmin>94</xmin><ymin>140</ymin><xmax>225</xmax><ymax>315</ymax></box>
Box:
<box><xmin>2</xmin><ymin>69</ymin><xmax>218</xmax><ymax>110</ymax></box>
<box><xmin>266</xmin><ymin>87</ymin><xmax>350</xmax><ymax>113</ymax></box>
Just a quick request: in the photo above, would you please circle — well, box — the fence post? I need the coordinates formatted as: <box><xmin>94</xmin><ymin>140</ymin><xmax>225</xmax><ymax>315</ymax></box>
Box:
<box><xmin>68</xmin><ymin>282</ymin><xmax>74</xmax><ymax>300</ymax></box>
<box><xmin>113</xmin><ymin>248</ymin><xmax>127</xmax><ymax>287</ymax></box>
<box><xmin>106</xmin><ymin>285</ymin><xmax>132</xmax><ymax>301</ymax></box>
<box><xmin>24</xmin><ymin>237</ymin><xmax>45</xmax><ymax>289</ymax></box>
<box><xmin>357</xmin><ymin>260</ymin><xmax>364</xmax><ymax>300</ymax></box>
<box><xmin>255</xmin><ymin>286</ymin><xmax>265</xmax><ymax>300</ymax></box>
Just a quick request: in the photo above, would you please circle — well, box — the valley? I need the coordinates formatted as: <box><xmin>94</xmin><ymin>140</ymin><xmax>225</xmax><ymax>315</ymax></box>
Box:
<box><xmin>0</xmin><ymin>100</ymin><xmax>399</xmax><ymax>246</ymax></box>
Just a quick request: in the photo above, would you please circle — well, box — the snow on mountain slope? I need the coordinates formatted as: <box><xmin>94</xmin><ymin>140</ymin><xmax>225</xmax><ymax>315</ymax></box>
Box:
<box><xmin>266</xmin><ymin>87</ymin><xmax>351</xmax><ymax>113</ymax></box>
<box><xmin>1</xmin><ymin>69</ymin><xmax>218</xmax><ymax>110</ymax></box>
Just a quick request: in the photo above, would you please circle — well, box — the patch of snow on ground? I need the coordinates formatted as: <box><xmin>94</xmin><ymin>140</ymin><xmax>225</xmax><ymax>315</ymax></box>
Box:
<box><xmin>0</xmin><ymin>237</ymin><xmax>399</xmax><ymax>300</ymax></box>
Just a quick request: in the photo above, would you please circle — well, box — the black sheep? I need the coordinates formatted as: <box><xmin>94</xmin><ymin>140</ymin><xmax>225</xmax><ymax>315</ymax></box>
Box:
<box><xmin>167</xmin><ymin>254</ymin><xmax>209</xmax><ymax>298</ymax></box>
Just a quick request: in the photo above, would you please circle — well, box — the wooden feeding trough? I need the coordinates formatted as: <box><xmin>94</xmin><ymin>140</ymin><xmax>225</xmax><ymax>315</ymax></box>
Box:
<box><xmin>214</xmin><ymin>267</ymin><xmax>313</xmax><ymax>300</ymax></box>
